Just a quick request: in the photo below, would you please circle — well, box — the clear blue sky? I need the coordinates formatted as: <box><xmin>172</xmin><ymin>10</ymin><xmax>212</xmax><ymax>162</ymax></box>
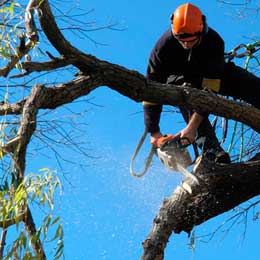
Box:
<box><xmin>26</xmin><ymin>1</ymin><xmax>260</xmax><ymax>259</ymax></box>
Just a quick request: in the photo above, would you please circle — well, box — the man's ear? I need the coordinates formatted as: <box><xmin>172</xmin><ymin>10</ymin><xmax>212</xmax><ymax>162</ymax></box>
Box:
<box><xmin>170</xmin><ymin>13</ymin><xmax>174</xmax><ymax>24</ymax></box>
<box><xmin>202</xmin><ymin>15</ymin><xmax>208</xmax><ymax>34</ymax></box>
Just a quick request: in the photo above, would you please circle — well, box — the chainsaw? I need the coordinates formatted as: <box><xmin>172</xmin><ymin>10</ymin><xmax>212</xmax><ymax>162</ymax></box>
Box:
<box><xmin>130</xmin><ymin>130</ymin><xmax>199</xmax><ymax>184</ymax></box>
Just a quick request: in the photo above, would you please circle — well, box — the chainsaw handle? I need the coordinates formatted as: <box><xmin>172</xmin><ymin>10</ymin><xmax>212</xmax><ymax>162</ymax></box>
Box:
<box><xmin>157</xmin><ymin>134</ymin><xmax>174</xmax><ymax>148</ymax></box>
<box><xmin>178</xmin><ymin>137</ymin><xmax>192</xmax><ymax>147</ymax></box>
<box><xmin>159</xmin><ymin>136</ymin><xmax>191</xmax><ymax>150</ymax></box>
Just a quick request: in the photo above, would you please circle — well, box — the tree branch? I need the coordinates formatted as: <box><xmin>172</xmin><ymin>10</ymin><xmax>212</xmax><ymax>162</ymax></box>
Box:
<box><xmin>2</xmin><ymin>68</ymin><xmax>260</xmax><ymax>132</ymax></box>
<box><xmin>0</xmin><ymin>74</ymin><xmax>100</xmax><ymax>158</ymax></box>
<box><xmin>0</xmin><ymin>213</ymin><xmax>25</xmax><ymax>229</ymax></box>
<box><xmin>21</xmin><ymin>56</ymin><xmax>76</xmax><ymax>74</ymax></box>
<box><xmin>0</xmin><ymin>37</ymin><xmax>35</xmax><ymax>77</ymax></box>
<box><xmin>23</xmin><ymin>206</ymin><xmax>46</xmax><ymax>260</ymax></box>
<box><xmin>0</xmin><ymin>100</ymin><xmax>25</xmax><ymax>116</ymax></box>
<box><xmin>36</xmin><ymin>0</ymin><xmax>81</xmax><ymax>57</ymax></box>
<box><xmin>141</xmin><ymin>158</ymin><xmax>260</xmax><ymax>260</ymax></box>
<box><xmin>25</xmin><ymin>0</ymin><xmax>40</xmax><ymax>42</ymax></box>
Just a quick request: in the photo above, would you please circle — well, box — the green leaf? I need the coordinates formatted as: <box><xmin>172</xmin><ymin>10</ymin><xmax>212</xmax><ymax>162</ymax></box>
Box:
<box><xmin>51</xmin><ymin>216</ymin><xmax>60</xmax><ymax>226</ymax></box>
<box><xmin>39</xmin><ymin>167</ymin><xmax>49</xmax><ymax>172</ymax></box>
<box><xmin>54</xmin><ymin>240</ymin><xmax>64</xmax><ymax>260</ymax></box>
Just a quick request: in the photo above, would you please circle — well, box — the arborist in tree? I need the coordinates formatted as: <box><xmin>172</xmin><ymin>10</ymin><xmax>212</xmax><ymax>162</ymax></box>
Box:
<box><xmin>143</xmin><ymin>2</ymin><xmax>260</xmax><ymax>164</ymax></box>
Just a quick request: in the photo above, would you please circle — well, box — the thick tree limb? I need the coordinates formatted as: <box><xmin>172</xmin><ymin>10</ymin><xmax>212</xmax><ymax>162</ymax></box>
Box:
<box><xmin>1</xmin><ymin>70</ymin><xmax>260</xmax><ymax>132</ymax></box>
<box><xmin>10</xmin><ymin>84</ymin><xmax>48</xmax><ymax>258</ymax></box>
<box><xmin>0</xmin><ymin>83</ymin><xmax>51</xmax><ymax>259</ymax></box>
<box><xmin>141</xmin><ymin>158</ymin><xmax>260</xmax><ymax>260</ymax></box>
<box><xmin>37</xmin><ymin>0</ymin><xmax>82</xmax><ymax>57</ymax></box>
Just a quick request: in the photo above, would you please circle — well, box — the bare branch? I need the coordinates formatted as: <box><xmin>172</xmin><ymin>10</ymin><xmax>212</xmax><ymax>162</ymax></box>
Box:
<box><xmin>217</xmin><ymin>0</ymin><xmax>252</xmax><ymax>5</ymax></box>
<box><xmin>36</xmin><ymin>0</ymin><xmax>80</xmax><ymax>56</ymax></box>
<box><xmin>25</xmin><ymin>0</ymin><xmax>40</xmax><ymax>42</ymax></box>
<box><xmin>21</xmin><ymin>56</ymin><xmax>76</xmax><ymax>74</ymax></box>
<box><xmin>23</xmin><ymin>207</ymin><xmax>46</xmax><ymax>260</ymax></box>
<box><xmin>0</xmin><ymin>36</ymin><xmax>36</xmax><ymax>77</ymax></box>
<box><xmin>0</xmin><ymin>100</ymin><xmax>25</xmax><ymax>116</ymax></box>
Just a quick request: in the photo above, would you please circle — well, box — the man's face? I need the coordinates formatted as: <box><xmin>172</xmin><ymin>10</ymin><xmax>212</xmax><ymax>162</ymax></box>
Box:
<box><xmin>174</xmin><ymin>33</ymin><xmax>200</xmax><ymax>49</ymax></box>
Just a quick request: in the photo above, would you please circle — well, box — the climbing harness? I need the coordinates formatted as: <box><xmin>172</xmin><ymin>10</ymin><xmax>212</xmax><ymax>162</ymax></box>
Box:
<box><xmin>224</xmin><ymin>41</ymin><xmax>260</xmax><ymax>160</ymax></box>
<box><xmin>225</xmin><ymin>41</ymin><xmax>260</xmax><ymax>62</ymax></box>
<box><xmin>212</xmin><ymin>41</ymin><xmax>260</xmax><ymax>155</ymax></box>
<box><xmin>130</xmin><ymin>130</ymin><xmax>199</xmax><ymax>183</ymax></box>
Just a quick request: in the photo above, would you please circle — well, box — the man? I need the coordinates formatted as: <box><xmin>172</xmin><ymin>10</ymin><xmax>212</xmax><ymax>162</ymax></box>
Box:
<box><xmin>143</xmin><ymin>3</ymin><xmax>260</xmax><ymax>163</ymax></box>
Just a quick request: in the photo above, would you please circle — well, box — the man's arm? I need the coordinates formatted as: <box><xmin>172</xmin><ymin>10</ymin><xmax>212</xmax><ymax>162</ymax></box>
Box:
<box><xmin>143</xmin><ymin>33</ymin><xmax>170</xmax><ymax>146</ymax></box>
<box><xmin>176</xmin><ymin>112</ymin><xmax>204</xmax><ymax>144</ymax></box>
<box><xmin>201</xmin><ymin>28</ymin><xmax>225</xmax><ymax>93</ymax></box>
<box><xmin>143</xmin><ymin>101</ymin><xmax>163</xmax><ymax>146</ymax></box>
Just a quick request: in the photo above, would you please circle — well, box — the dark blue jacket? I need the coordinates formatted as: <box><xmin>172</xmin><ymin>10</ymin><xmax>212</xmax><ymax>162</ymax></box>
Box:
<box><xmin>144</xmin><ymin>27</ymin><xmax>225</xmax><ymax>133</ymax></box>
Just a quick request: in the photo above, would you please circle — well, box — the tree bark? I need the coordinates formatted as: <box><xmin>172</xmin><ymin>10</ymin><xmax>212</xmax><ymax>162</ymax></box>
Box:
<box><xmin>141</xmin><ymin>158</ymin><xmax>260</xmax><ymax>260</ymax></box>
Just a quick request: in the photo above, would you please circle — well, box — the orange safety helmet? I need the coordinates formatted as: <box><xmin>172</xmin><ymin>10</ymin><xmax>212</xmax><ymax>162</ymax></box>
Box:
<box><xmin>171</xmin><ymin>3</ymin><xmax>204</xmax><ymax>36</ymax></box>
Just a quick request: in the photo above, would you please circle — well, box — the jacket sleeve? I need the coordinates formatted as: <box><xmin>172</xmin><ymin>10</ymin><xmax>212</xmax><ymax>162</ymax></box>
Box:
<box><xmin>143</xmin><ymin>102</ymin><xmax>162</xmax><ymax>134</ymax></box>
<box><xmin>143</xmin><ymin>42</ymin><xmax>167</xmax><ymax>133</ymax></box>
<box><xmin>147</xmin><ymin>46</ymin><xmax>169</xmax><ymax>83</ymax></box>
<box><xmin>202</xmin><ymin>29</ymin><xmax>225</xmax><ymax>80</ymax></box>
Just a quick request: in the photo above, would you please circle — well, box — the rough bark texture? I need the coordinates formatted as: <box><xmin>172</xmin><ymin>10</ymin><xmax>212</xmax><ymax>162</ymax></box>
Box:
<box><xmin>141</xmin><ymin>158</ymin><xmax>260</xmax><ymax>260</ymax></box>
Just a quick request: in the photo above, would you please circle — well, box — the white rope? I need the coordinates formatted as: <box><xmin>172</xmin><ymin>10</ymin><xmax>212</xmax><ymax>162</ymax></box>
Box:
<box><xmin>129</xmin><ymin>130</ymin><xmax>156</xmax><ymax>178</ymax></box>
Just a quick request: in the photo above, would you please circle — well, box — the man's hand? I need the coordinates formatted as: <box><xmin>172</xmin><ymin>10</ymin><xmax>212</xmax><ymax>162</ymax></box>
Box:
<box><xmin>150</xmin><ymin>132</ymin><xmax>162</xmax><ymax>147</ymax></box>
<box><xmin>175</xmin><ymin>125</ymin><xmax>197</xmax><ymax>145</ymax></box>
<box><xmin>176</xmin><ymin>112</ymin><xmax>205</xmax><ymax>145</ymax></box>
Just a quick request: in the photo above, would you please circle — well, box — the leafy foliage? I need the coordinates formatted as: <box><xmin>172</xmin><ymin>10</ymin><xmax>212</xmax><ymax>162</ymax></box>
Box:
<box><xmin>1</xmin><ymin>169</ymin><xmax>64</xmax><ymax>259</ymax></box>
<box><xmin>0</xmin><ymin>2</ymin><xmax>24</xmax><ymax>62</ymax></box>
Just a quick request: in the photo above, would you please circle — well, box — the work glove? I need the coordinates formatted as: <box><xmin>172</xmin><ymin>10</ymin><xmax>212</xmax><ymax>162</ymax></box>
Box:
<box><xmin>166</xmin><ymin>75</ymin><xmax>186</xmax><ymax>85</ymax></box>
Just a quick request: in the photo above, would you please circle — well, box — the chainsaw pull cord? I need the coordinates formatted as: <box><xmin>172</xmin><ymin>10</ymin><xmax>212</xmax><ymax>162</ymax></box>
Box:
<box><xmin>130</xmin><ymin>130</ymin><xmax>156</xmax><ymax>178</ymax></box>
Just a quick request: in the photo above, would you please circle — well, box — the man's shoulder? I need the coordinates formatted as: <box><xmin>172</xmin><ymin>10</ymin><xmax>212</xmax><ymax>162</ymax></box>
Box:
<box><xmin>152</xmin><ymin>29</ymin><xmax>178</xmax><ymax>53</ymax></box>
<box><xmin>158</xmin><ymin>28</ymin><xmax>173</xmax><ymax>41</ymax></box>
<box><xmin>207</xmin><ymin>27</ymin><xmax>224</xmax><ymax>42</ymax></box>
